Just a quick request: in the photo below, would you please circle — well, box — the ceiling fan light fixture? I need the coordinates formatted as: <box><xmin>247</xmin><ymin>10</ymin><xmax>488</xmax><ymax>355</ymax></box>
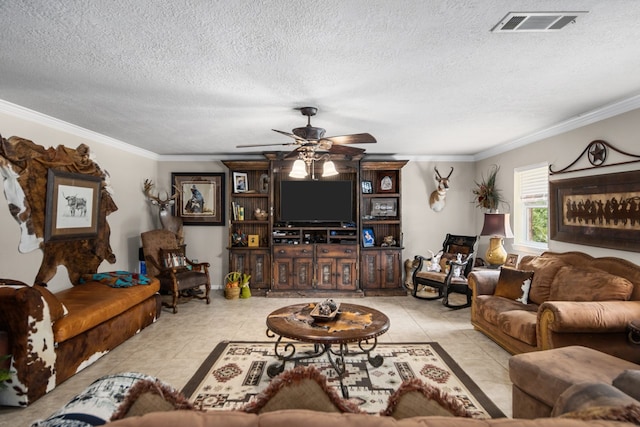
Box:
<box><xmin>289</xmin><ymin>159</ymin><xmax>308</xmax><ymax>178</ymax></box>
<box><xmin>322</xmin><ymin>160</ymin><xmax>339</xmax><ymax>177</ymax></box>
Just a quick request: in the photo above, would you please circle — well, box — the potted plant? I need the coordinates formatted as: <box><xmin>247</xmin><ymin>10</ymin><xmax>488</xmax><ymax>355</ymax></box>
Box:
<box><xmin>472</xmin><ymin>164</ymin><xmax>505</xmax><ymax>212</ymax></box>
<box><xmin>240</xmin><ymin>273</ymin><xmax>251</xmax><ymax>299</ymax></box>
<box><xmin>224</xmin><ymin>272</ymin><xmax>241</xmax><ymax>299</ymax></box>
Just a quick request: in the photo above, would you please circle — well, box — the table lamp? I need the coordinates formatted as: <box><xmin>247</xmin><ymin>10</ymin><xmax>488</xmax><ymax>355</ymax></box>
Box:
<box><xmin>480</xmin><ymin>213</ymin><xmax>514</xmax><ymax>268</ymax></box>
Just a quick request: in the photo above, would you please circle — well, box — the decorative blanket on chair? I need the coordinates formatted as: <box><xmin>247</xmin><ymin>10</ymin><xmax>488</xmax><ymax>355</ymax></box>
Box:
<box><xmin>79</xmin><ymin>271</ymin><xmax>150</xmax><ymax>288</ymax></box>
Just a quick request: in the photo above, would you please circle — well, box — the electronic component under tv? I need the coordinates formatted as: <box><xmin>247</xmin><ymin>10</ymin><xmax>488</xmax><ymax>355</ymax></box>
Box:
<box><xmin>280</xmin><ymin>180</ymin><xmax>353</xmax><ymax>223</ymax></box>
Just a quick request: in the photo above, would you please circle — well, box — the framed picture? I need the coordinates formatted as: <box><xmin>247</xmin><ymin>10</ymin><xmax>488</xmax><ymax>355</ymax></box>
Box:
<box><xmin>233</xmin><ymin>172</ymin><xmax>248</xmax><ymax>193</ymax></box>
<box><xmin>361</xmin><ymin>180</ymin><xmax>373</xmax><ymax>194</ymax></box>
<box><xmin>171</xmin><ymin>173</ymin><xmax>225</xmax><ymax>226</ymax></box>
<box><xmin>44</xmin><ymin>169</ymin><xmax>101</xmax><ymax>242</ymax></box>
<box><xmin>248</xmin><ymin>234</ymin><xmax>259</xmax><ymax>247</ymax></box>
<box><xmin>362</xmin><ymin>227</ymin><xmax>375</xmax><ymax>247</ymax></box>
<box><xmin>376</xmin><ymin>171</ymin><xmax>397</xmax><ymax>193</ymax></box>
<box><xmin>505</xmin><ymin>253</ymin><xmax>519</xmax><ymax>268</ymax></box>
<box><xmin>549</xmin><ymin>169</ymin><xmax>640</xmax><ymax>252</ymax></box>
<box><xmin>370</xmin><ymin>198</ymin><xmax>398</xmax><ymax>217</ymax></box>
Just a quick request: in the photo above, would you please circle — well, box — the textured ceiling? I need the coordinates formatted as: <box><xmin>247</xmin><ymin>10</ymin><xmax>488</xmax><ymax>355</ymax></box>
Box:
<box><xmin>1</xmin><ymin>1</ymin><xmax>640</xmax><ymax>158</ymax></box>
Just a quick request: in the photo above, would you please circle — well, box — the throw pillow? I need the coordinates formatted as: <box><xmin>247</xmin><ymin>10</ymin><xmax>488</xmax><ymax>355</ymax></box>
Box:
<box><xmin>160</xmin><ymin>248</ymin><xmax>187</xmax><ymax>269</ymax></box>
<box><xmin>78</xmin><ymin>271</ymin><xmax>151</xmax><ymax>288</ymax></box>
<box><xmin>241</xmin><ymin>365</ymin><xmax>363</xmax><ymax>414</ymax></box>
<box><xmin>493</xmin><ymin>268</ymin><xmax>534</xmax><ymax>304</ymax></box>
<box><xmin>111</xmin><ymin>379</ymin><xmax>194</xmax><ymax>420</ymax></box>
<box><xmin>439</xmin><ymin>252</ymin><xmax>468</xmax><ymax>274</ymax></box>
<box><xmin>613</xmin><ymin>370</ymin><xmax>640</xmax><ymax>401</ymax></box>
<box><xmin>559</xmin><ymin>404</ymin><xmax>640</xmax><ymax>424</ymax></box>
<box><xmin>518</xmin><ymin>256</ymin><xmax>567</xmax><ymax>304</ymax></box>
<box><xmin>549</xmin><ymin>266</ymin><xmax>633</xmax><ymax>302</ymax></box>
<box><xmin>381</xmin><ymin>378</ymin><xmax>474</xmax><ymax>419</ymax></box>
<box><xmin>32</xmin><ymin>372</ymin><xmax>163</xmax><ymax>427</ymax></box>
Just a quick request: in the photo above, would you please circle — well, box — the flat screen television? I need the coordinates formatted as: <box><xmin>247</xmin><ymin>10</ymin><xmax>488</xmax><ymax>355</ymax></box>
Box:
<box><xmin>280</xmin><ymin>180</ymin><xmax>353</xmax><ymax>223</ymax></box>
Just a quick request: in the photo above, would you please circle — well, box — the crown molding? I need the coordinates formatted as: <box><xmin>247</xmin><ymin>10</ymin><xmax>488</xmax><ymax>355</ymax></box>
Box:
<box><xmin>0</xmin><ymin>99</ymin><xmax>160</xmax><ymax>160</ymax></box>
<box><xmin>474</xmin><ymin>93</ymin><xmax>640</xmax><ymax>161</ymax></box>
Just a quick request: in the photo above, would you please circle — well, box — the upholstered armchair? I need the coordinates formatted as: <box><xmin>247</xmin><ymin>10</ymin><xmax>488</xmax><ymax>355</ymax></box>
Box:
<box><xmin>141</xmin><ymin>229</ymin><xmax>211</xmax><ymax>313</ymax></box>
<box><xmin>411</xmin><ymin>234</ymin><xmax>478</xmax><ymax>309</ymax></box>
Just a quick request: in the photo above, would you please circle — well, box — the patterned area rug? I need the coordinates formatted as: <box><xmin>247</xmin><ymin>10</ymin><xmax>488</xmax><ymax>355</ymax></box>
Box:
<box><xmin>182</xmin><ymin>341</ymin><xmax>504</xmax><ymax>417</ymax></box>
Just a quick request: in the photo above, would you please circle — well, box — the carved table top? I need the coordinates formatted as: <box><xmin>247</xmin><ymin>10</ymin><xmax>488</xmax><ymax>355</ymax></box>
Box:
<box><xmin>266</xmin><ymin>302</ymin><xmax>390</xmax><ymax>344</ymax></box>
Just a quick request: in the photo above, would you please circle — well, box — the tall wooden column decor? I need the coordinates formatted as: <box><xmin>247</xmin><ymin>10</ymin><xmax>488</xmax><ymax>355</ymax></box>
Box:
<box><xmin>0</xmin><ymin>134</ymin><xmax>117</xmax><ymax>284</ymax></box>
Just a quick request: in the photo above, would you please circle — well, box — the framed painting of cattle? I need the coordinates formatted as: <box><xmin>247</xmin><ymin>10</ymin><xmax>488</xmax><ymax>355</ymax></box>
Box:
<box><xmin>45</xmin><ymin>169</ymin><xmax>101</xmax><ymax>242</ymax></box>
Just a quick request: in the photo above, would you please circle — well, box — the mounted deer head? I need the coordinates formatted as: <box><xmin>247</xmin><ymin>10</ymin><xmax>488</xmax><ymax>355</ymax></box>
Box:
<box><xmin>143</xmin><ymin>179</ymin><xmax>184</xmax><ymax>245</ymax></box>
<box><xmin>429</xmin><ymin>167</ymin><xmax>453</xmax><ymax>212</ymax></box>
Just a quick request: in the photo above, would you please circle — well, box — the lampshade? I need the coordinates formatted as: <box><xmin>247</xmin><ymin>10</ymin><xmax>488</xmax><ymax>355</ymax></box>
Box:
<box><xmin>322</xmin><ymin>160</ymin><xmax>338</xmax><ymax>177</ymax></box>
<box><xmin>480</xmin><ymin>213</ymin><xmax>513</xmax><ymax>268</ymax></box>
<box><xmin>480</xmin><ymin>213</ymin><xmax>514</xmax><ymax>238</ymax></box>
<box><xmin>289</xmin><ymin>159</ymin><xmax>308</xmax><ymax>178</ymax></box>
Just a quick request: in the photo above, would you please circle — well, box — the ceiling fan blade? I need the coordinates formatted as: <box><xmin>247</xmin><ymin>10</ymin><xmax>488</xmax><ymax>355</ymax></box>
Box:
<box><xmin>272</xmin><ymin>129</ymin><xmax>308</xmax><ymax>142</ymax></box>
<box><xmin>236</xmin><ymin>142</ymin><xmax>297</xmax><ymax>148</ymax></box>
<box><xmin>285</xmin><ymin>148</ymin><xmax>302</xmax><ymax>159</ymax></box>
<box><xmin>327</xmin><ymin>144</ymin><xmax>366</xmax><ymax>156</ymax></box>
<box><xmin>321</xmin><ymin>133</ymin><xmax>377</xmax><ymax>145</ymax></box>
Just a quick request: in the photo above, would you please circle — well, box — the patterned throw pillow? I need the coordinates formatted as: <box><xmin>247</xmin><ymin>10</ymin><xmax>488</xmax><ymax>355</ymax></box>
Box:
<box><xmin>160</xmin><ymin>248</ymin><xmax>187</xmax><ymax>269</ymax></box>
<box><xmin>494</xmin><ymin>268</ymin><xmax>534</xmax><ymax>304</ymax></box>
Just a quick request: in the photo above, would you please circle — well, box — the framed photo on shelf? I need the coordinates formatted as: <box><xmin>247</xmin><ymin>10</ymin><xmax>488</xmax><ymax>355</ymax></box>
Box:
<box><xmin>505</xmin><ymin>253</ymin><xmax>519</xmax><ymax>268</ymax></box>
<box><xmin>171</xmin><ymin>173</ymin><xmax>225</xmax><ymax>226</ymax></box>
<box><xmin>44</xmin><ymin>169</ymin><xmax>101</xmax><ymax>242</ymax></box>
<box><xmin>362</xmin><ymin>227</ymin><xmax>375</xmax><ymax>247</ymax></box>
<box><xmin>361</xmin><ymin>180</ymin><xmax>373</xmax><ymax>194</ymax></box>
<box><xmin>233</xmin><ymin>172</ymin><xmax>248</xmax><ymax>193</ymax></box>
<box><xmin>376</xmin><ymin>171</ymin><xmax>397</xmax><ymax>193</ymax></box>
<box><xmin>370</xmin><ymin>198</ymin><xmax>398</xmax><ymax>217</ymax></box>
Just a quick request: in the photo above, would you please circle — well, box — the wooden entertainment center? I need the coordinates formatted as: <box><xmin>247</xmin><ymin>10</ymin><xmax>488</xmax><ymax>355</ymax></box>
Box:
<box><xmin>223</xmin><ymin>155</ymin><xmax>407</xmax><ymax>296</ymax></box>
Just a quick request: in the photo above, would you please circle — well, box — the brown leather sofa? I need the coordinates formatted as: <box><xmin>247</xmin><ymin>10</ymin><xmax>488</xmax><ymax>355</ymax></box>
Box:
<box><xmin>105</xmin><ymin>409</ymin><xmax>637</xmax><ymax>426</ymax></box>
<box><xmin>0</xmin><ymin>276</ymin><xmax>161</xmax><ymax>407</ymax></box>
<box><xmin>468</xmin><ymin>251</ymin><xmax>640</xmax><ymax>363</ymax></box>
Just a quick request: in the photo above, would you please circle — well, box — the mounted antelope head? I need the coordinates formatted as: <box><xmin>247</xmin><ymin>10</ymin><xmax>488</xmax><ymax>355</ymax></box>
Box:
<box><xmin>143</xmin><ymin>179</ymin><xmax>184</xmax><ymax>244</ymax></box>
<box><xmin>429</xmin><ymin>167</ymin><xmax>453</xmax><ymax>212</ymax></box>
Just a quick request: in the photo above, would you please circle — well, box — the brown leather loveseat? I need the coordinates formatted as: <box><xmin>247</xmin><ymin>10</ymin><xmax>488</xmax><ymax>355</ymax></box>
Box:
<box><xmin>469</xmin><ymin>251</ymin><xmax>640</xmax><ymax>363</ymax></box>
<box><xmin>0</xmin><ymin>276</ymin><xmax>161</xmax><ymax>407</ymax></box>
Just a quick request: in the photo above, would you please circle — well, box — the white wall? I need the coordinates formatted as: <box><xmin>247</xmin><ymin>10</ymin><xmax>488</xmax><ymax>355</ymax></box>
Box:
<box><xmin>475</xmin><ymin>107</ymin><xmax>640</xmax><ymax>266</ymax></box>
<box><xmin>0</xmin><ymin>107</ymin><xmax>157</xmax><ymax>292</ymax></box>
<box><xmin>3</xmin><ymin>102</ymin><xmax>640</xmax><ymax>291</ymax></box>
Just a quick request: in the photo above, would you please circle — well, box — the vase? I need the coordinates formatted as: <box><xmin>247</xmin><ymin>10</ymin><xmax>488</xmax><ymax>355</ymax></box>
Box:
<box><xmin>485</xmin><ymin>236</ymin><xmax>507</xmax><ymax>267</ymax></box>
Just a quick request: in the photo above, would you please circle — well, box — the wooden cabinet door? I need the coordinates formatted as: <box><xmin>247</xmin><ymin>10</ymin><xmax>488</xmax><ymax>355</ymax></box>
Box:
<box><xmin>293</xmin><ymin>257</ymin><xmax>314</xmax><ymax>289</ymax></box>
<box><xmin>250</xmin><ymin>250</ymin><xmax>271</xmax><ymax>290</ymax></box>
<box><xmin>273</xmin><ymin>257</ymin><xmax>293</xmax><ymax>290</ymax></box>
<box><xmin>316</xmin><ymin>257</ymin><xmax>336</xmax><ymax>290</ymax></box>
<box><xmin>360</xmin><ymin>251</ymin><xmax>380</xmax><ymax>289</ymax></box>
<box><xmin>380</xmin><ymin>249</ymin><xmax>401</xmax><ymax>288</ymax></box>
<box><xmin>335</xmin><ymin>257</ymin><xmax>358</xmax><ymax>291</ymax></box>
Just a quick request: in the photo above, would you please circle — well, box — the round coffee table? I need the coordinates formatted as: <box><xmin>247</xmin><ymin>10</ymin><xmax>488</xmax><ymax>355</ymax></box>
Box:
<box><xmin>265</xmin><ymin>302</ymin><xmax>390</xmax><ymax>397</ymax></box>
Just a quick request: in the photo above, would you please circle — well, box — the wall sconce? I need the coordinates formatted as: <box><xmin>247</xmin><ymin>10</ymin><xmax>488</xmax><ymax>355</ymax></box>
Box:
<box><xmin>480</xmin><ymin>213</ymin><xmax>514</xmax><ymax>268</ymax></box>
<box><xmin>288</xmin><ymin>151</ymin><xmax>338</xmax><ymax>179</ymax></box>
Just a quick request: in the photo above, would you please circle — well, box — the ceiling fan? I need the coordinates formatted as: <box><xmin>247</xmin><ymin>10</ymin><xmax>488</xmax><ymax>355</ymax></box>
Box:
<box><xmin>236</xmin><ymin>106</ymin><xmax>377</xmax><ymax>159</ymax></box>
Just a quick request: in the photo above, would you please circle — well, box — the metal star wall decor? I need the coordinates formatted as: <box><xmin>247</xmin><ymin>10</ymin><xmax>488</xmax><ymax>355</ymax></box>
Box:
<box><xmin>550</xmin><ymin>139</ymin><xmax>640</xmax><ymax>174</ymax></box>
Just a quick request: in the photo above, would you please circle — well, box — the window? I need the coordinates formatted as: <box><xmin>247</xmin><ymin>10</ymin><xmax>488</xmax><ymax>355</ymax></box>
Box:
<box><xmin>514</xmin><ymin>164</ymin><xmax>548</xmax><ymax>250</ymax></box>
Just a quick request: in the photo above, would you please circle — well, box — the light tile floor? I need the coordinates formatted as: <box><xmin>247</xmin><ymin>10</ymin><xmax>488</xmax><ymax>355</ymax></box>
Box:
<box><xmin>0</xmin><ymin>292</ymin><xmax>513</xmax><ymax>426</ymax></box>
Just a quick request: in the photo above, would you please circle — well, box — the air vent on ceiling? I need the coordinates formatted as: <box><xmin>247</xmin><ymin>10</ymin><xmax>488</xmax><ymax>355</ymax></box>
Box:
<box><xmin>491</xmin><ymin>11</ymin><xmax>588</xmax><ymax>32</ymax></box>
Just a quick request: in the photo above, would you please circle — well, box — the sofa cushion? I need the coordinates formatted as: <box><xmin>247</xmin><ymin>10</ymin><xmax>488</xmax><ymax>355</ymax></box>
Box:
<box><xmin>498</xmin><ymin>310</ymin><xmax>537</xmax><ymax>346</ymax></box>
<box><xmin>518</xmin><ymin>256</ymin><xmax>566</xmax><ymax>305</ymax></box>
<box><xmin>613</xmin><ymin>370</ymin><xmax>640</xmax><ymax>401</ymax></box>
<box><xmin>475</xmin><ymin>295</ymin><xmax>538</xmax><ymax>327</ymax></box>
<box><xmin>494</xmin><ymin>268</ymin><xmax>534</xmax><ymax>304</ymax></box>
<box><xmin>549</xmin><ymin>266</ymin><xmax>633</xmax><ymax>302</ymax></box>
<box><xmin>53</xmin><ymin>279</ymin><xmax>160</xmax><ymax>343</ymax></box>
